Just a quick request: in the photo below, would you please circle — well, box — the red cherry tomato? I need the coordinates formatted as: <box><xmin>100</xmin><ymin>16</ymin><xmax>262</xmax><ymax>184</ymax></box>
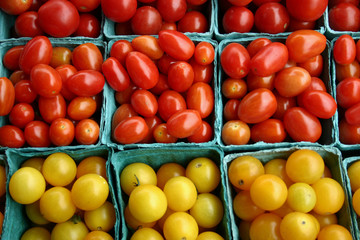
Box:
<box><xmin>250</xmin><ymin>42</ymin><xmax>289</xmax><ymax>77</ymax></box>
<box><xmin>187</xmin><ymin>120</ymin><xmax>213</xmax><ymax>143</ymax></box>
<box><xmin>221</xmin><ymin>120</ymin><xmax>250</xmax><ymax>145</ymax></box>
<box><xmin>227</xmin><ymin>0</ymin><xmax>252</xmax><ymax>6</ymax></box>
<box><xmin>102</xmin><ymin>57</ymin><xmax>130</xmax><ymax>92</ymax></box>
<box><xmin>14</xmin><ymin>80</ymin><xmax>37</xmax><ymax>104</ymax></box>
<box><xmin>30</xmin><ymin>64</ymin><xmax>63</xmax><ymax>98</ymax></box>
<box><xmin>177</xmin><ymin>11</ymin><xmax>208</xmax><ymax>33</ymax></box>
<box><xmin>286</xmin><ymin>30</ymin><xmax>327</xmax><ymax>63</ymax></box>
<box><xmin>186</xmin><ymin>82</ymin><xmax>214</xmax><ymax>119</ymax></box>
<box><xmin>339</xmin><ymin>118</ymin><xmax>360</xmax><ymax>144</ymax></box>
<box><xmin>19</xmin><ymin>36</ymin><xmax>53</xmax><ymax>74</ymax></box>
<box><xmin>15</xmin><ymin>11</ymin><xmax>43</xmax><ymax>37</ymax></box>
<box><xmin>130</xmin><ymin>89</ymin><xmax>158</xmax><ymax>118</ymax></box>
<box><xmin>167</xmin><ymin>61</ymin><xmax>194</xmax><ymax>92</ymax></box>
<box><xmin>237</xmin><ymin>88</ymin><xmax>277</xmax><ymax>124</ymax></box>
<box><xmin>49</xmin><ymin>118</ymin><xmax>75</xmax><ymax>146</ymax></box>
<box><xmin>287</xmin><ymin>18</ymin><xmax>316</xmax><ymax>31</ymax></box>
<box><xmin>38</xmin><ymin>0</ymin><xmax>80</xmax><ymax>37</ymax></box>
<box><xmin>274</xmin><ymin>66</ymin><xmax>311</xmax><ymax>97</ymax></box>
<box><xmin>222</xmin><ymin>6</ymin><xmax>254</xmax><ymax>33</ymax></box>
<box><xmin>336</xmin><ymin>61</ymin><xmax>360</xmax><ymax>81</ymax></box>
<box><xmin>302</xmin><ymin>90</ymin><xmax>337</xmax><ymax>119</ymax></box>
<box><xmin>3</xmin><ymin>45</ymin><xmax>24</xmax><ymax>71</ymax></box>
<box><xmin>111</xmin><ymin>104</ymin><xmax>138</xmax><ymax>131</ymax></box>
<box><xmin>252</xmin><ymin>0</ymin><xmax>281</xmax><ymax>6</ymax></box>
<box><xmin>0</xmin><ymin>0</ymin><xmax>32</xmax><ymax>15</ymax></box>
<box><xmin>250</xmin><ymin>118</ymin><xmax>286</xmax><ymax>143</ymax></box>
<box><xmin>254</xmin><ymin>2</ymin><xmax>290</xmax><ymax>34</ymax></box>
<box><xmin>38</xmin><ymin>94</ymin><xmax>67</xmax><ymax>123</ymax></box>
<box><xmin>296</xmin><ymin>76</ymin><xmax>326</xmax><ymax>107</ymax></box>
<box><xmin>286</xmin><ymin>0</ymin><xmax>328</xmax><ymax>22</ymax></box>
<box><xmin>131</xmin><ymin>6</ymin><xmax>162</xmax><ymax>35</ymax></box>
<box><xmin>283</xmin><ymin>107</ymin><xmax>322</xmax><ymax>143</ymax></box>
<box><xmin>221</xmin><ymin>78</ymin><xmax>247</xmax><ymax>99</ymax></box>
<box><xmin>110</xmin><ymin>40</ymin><xmax>133</xmax><ymax>66</ymax></box>
<box><xmin>0</xmin><ymin>125</ymin><xmax>25</xmax><ymax>148</ymax></box>
<box><xmin>272</xmin><ymin>91</ymin><xmax>297</xmax><ymax>120</ymax></box>
<box><xmin>75</xmin><ymin>119</ymin><xmax>99</xmax><ymax>145</ymax></box>
<box><xmin>345</xmin><ymin>102</ymin><xmax>360</xmax><ymax>125</ymax></box>
<box><xmin>150</xmin><ymin>74</ymin><xmax>169</xmax><ymax>95</ymax></box>
<box><xmin>156</xmin><ymin>0</ymin><xmax>187</xmax><ymax>22</ymax></box>
<box><xmin>9</xmin><ymin>70</ymin><xmax>28</xmax><ymax>85</ymax></box>
<box><xmin>333</xmin><ymin>34</ymin><xmax>356</xmax><ymax>65</ymax></box>
<box><xmin>297</xmin><ymin>55</ymin><xmax>324</xmax><ymax>77</ymax></box>
<box><xmin>101</xmin><ymin>0</ymin><xmax>137</xmax><ymax>22</ymax></box>
<box><xmin>336</xmin><ymin>77</ymin><xmax>360</xmax><ymax>109</ymax></box>
<box><xmin>140</xmin><ymin>115</ymin><xmax>162</xmax><ymax>143</ymax></box>
<box><xmin>157</xmin><ymin>54</ymin><xmax>177</xmax><ymax>74</ymax></box>
<box><xmin>220</xmin><ymin>43</ymin><xmax>250</xmax><ymax>79</ymax></box>
<box><xmin>56</xmin><ymin>64</ymin><xmax>78</xmax><ymax>101</ymax></box>
<box><xmin>74</xmin><ymin>13</ymin><xmax>101</xmax><ymax>38</ymax></box>
<box><xmin>113</xmin><ymin>116</ymin><xmax>149</xmax><ymax>144</ymax></box>
<box><xmin>115</xmin><ymin>82</ymin><xmax>137</xmax><ymax>105</ymax></box>
<box><xmin>223</xmin><ymin>99</ymin><xmax>241</xmax><ymax>121</ymax></box>
<box><xmin>131</xmin><ymin>35</ymin><xmax>164</xmax><ymax>60</ymax></box>
<box><xmin>246</xmin><ymin>38</ymin><xmax>272</xmax><ymax>58</ymax></box>
<box><xmin>24</xmin><ymin>120</ymin><xmax>51</xmax><ymax>147</ymax></box>
<box><xmin>9</xmin><ymin>103</ymin><xmax>35</xmax><ymax>129</ymax></box>
<box><xmin>194</xmin><ymin>42</ymin><xmax>215</xmax><ymax>66</ymax></box>
<box><xmin>72</xmin><ymin>43</ymin><xmax>103</xmax><ymax>72</ymax></box>
<box><xmin>246</xmin><ymin>71</ymin><xmax>275</xmax><ymax>91</ymax></box>
<box><xmin>0</xmin><ymin>77</ymin><xmax>15</xmax><ymax>116</ymax></box>
<box><xmin>166</xmin><ymin>109</ymin><xmax>202</xmax><ymax>138</ymax></box>
<box><xmin>329</xmin><ymin>3</ymin><xmax>360</xmax><ymax>31</ymax></box>
<box><xmin>66</xmin><ymin>70</ymin><xmax>105</xmax><ymax>97</ymax></box>
<box><xmin>190</xmin><ymin>58</ymin><xmax>214</xmax><ymax>84</ymax></box>
<box><xmin>153</xmin><ymin>123</ymin><xmax>178</xmax><ymax>143</ymax></box>
<box><xmin>67</xmin><ymin>97</ymin><xmax>97</xmax><ymax>121</ymax></box>
<box><xmin>70</xmin><ymin>0</ymin><xmax>100</xmax><ymax>12</ymax></box>
<box><xmin>157</xmin><ymin>90</ymin><xmax>187</xmax><ymax>122</ymax></box>
<box><xmin>158</xmin><ymin>30</ymin><xmax>195</xmax><ymax>61</ymax></box>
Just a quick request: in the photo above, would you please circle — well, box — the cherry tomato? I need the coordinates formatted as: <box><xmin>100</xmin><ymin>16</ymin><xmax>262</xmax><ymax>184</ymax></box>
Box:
<box><xmin>75</xmin><ymin>119</ymin><xmax>100</xmax><ymax>145</ymax></box>
<box><xmin>126</xmin><ymin>51</ymin><xmax>159</xmax><ymax>89</ymax></box>
<box><xmin>221</xmin><ymin>43</ymin><xmax>250</xmax><ymax>79</ymax></box>
<box><xmin>187</xmin><ymin>120</ymin><xmax>213</xmax><ymax>143</ymax></box>
<box><xmin>131</xmin><ymin>6</ymin><xmax>162</xmax><ymax>35</ymax></box>
<box><xmin>70</xmin><ymin>0</ymin><xmax>100</xmax><ymax>12</ymax></box>
<box><xmin>238</xmin><ymin>88</ymin><xmax>277</xmax><ymax>124</ymax></box>
<box><xmin>222</xmin><ymin>6</ymin><xmax>254</xmax><ymax>33</ymax></box>
<box><xmin>273</xmin><ymin>90</ymin><xmax>297</xmax><ymax>120</ymax></box>
<box><xmin>246</xmin><ymin>38</ymin><xmax>272</xmax><ymax>58</ymax></box>
<box><xmin>250</xmin><ymin>42</ymin><xmax>289</xmax><ymax>77</ymax></box>
<box><xmin>113</xmin><ymin>116</ymin><xmax>149</xmax><ymax>144</ymax></box>
<box><xmin>15</xmin><ymin>11</ymin><xmax>43</xmax><ymax>38</ymax></box>
<box><xmin>39</xmin><ymin>94</ymin><xmax>67</xmax><ymax>123</ymax></box>
<box><xmin>157</xmin><ymin>53</ymin><xmax>177</xmax><ymax>74</ymax></box>
<box><xmin>194</xmin><ymin>42</ymin><xmax>215</xmax><ymax>66</ymax></box>
<box><xmin>9</xmin><ymin>70</ymin><xmax>28</xmax><ymax>85</ymax></box>
<box><xmin>288</xmin><ymin>18</ymin><xmax>316</xmax><ymax>31</ymax></box>
<box><xmin>339</xmin><ymin>118</ymin><xmax>360</xmax><ymax>144</ymax></box>
<box><xmin>157</xmin><ymin>0</ymin><xmax>187</xmax><ymax>22</ymax></box>
<box><xmin>222</xmin><ymin>78</ymin><xmax>247</xmax><ymax>99</ymax></box>
<box><xmin>72</xmin><ymin>43</ymin><xmax>103</xmax><ymax>71</ymax></box>
<box><xmin>131</xmin><ymin>89</ymin><xmax>158</xmax><ymax>118</ymax></box>
<box><xmin>115</xmin><ymin>82</ymin><xmax>137</xmax><ymax>105</ymax></box>
<box><xmin>67</xmin><ymin>70</ymin><xmax>105</xmax><ymax>97</ymax></box>
<box><xmin>166</xmin><ymin>109</ymin><xmax>202</xmax><ymax>138</ymax></box>
<box><xmin>334</xmin><ymin>35</ymin><xmax>356</xmax><ymax>65</ymax></box>
<box><xmin>153</xmin><ymin>123</ymin><xmax>178</xmax><ymax>143</ymax></box>
<box><xmin>74</xmin><ymin>13</ymin><xmax>101</xmax><ymax>38</ymax></box>
<box><xmin>56</xmin><ymin>64</ymin><xmax>78</xmax><ymax>101</ymax></box>
<box><xmin>101</xmin><ymin>0</ymin><xmax>137</xmax><ymax>22</ymax></box>
<box><xmin>286</xmin><ymin>0</ymin><xmax>328</xmax><ymax>22</ymax></box>
<box><xmin>186</xmin><ymin>82</ymin><xmax>214</xmax><ymax>118</ymax></box>
<box><xmin>251</xmin><ymin>118</ymin><xmax>286</xmax><ymax>143</ymax></box>
<box><xmin>221</xmin><ymin>120</ymin><xmax>250</xmax><ymax>145</ymax></box>
<box><xmin>140</xmin><ymin>115</ymin><xmax>162</xmax><ymax>143</ymax></box>
<box><xmin>51</xmin><ymin>220</ymin><xmax>89</xmax><ymax>240</ymax></box>
<box><xmin>223</xmin><ymin>99</ymin><xmax>241</xmax><ymax>121</ymax></box>
<box><xmin>283</xmin><ymin>107</ymin><xmax>322</xmax><ymax>142</ymax></box>
<box><xmin>178</xmin><ymin>11</ymin><xmax>208</xmax><ymax>33</ymax></box>
<box><xmin>254</xmin><ymin>2</ymin><xmax>290</xmax><ymax>34</ymax></box>
<box><xmin>336</xmin><ymin>61</ymin><xmax>360</xmax><ymax>81</ymax></box>
<box><xmin>158</xmin><ymin>30</ymin><xmax>195</xmax><ymax>61</ymax></box>
<box><xmin>0</xmin><ymin>125</ymin><xmax>25</xmax><ymax>148</ymax></box>
<box><xmin>157</xmin><ymin>90</ymin><xmax>187</xmax><ymax>121</ymax></box>
<box><xmin>67</xmin><ymin>96</ymin><xmax>97</xmax><ymax>121</ymax></box>
<box><xmin>150</xmin><ymin>73</ymin><xmax>169</xmax><ymax>95</ymax></box>
<box><xmin>0</xmin><ymin>77</ymin><xmax>15</xmax><ymax>116</ymax></box>
<box><xmin>286</xmin><ymin>30</ymin><xmax>327</xmax><ymax>63</ymax></box>
<box><xmin>336</xmin><ymin>77</ymin><xmax>360</xmax><ymax>108</ymax></box>
<box><xmin>302</xmin><ymin>90</ymin><xmax>337</xmax><ymax>119</ymax></box>
<box><xmin>252</xmin><ymin>0</ymin><xmax>281</xmax><ymax>5</ymax></box>
<box><xmin>3</xmin><ymin>45</ymin><xmax>24</xmax><ymax>71</ymax></box>
<box><xmin>24</xmin><ymin>121</ymin><xmax>51</xmax><ymax>147</ymax></box>
<box><xmin>50</xmin><ymin>47</ymin><xmax>72</xmax><ymax>69</ymax></box>
<box><xmin>246</xmin><ymin>71</ymin><xmax>275</xmax><ymax>91</ymax></box>
<box><xmin>19</xmin><ymin>36</ymin><xmax>53</xmax><ymax>75</ymax></box>
<box><xmin>38</xmin><ymin>0</ymin><xmax>80</xmax><ymax>37</ymax></box>
<box><xmin>190</xmin><ymin>58</ymin><xmax>214</xmax><ymax>83</ymax></box>
<box><xmin>296</xmin><ymin>76</ymin><xmax>326</xmax><ymax>107</ymax></box>
<box><xmin>111</xmin><ymin>104</ymin><xmax>138</xmax><ymax>133</ymax></box>
<box><xmin>132</xmin><ymin>35</ymin><xmax>164</xmax><ymax>60</ymax></box>
<box><xmin>161</xmin><ymin>21</ymin><xmax>177</xmax><ymax>31</ymax></box>
<box><xmin>345</xmin><ymin>102</ymin><xmax>360</xmax><ymax>125</ymax></box>
<box><xmin>110</xmin><ymin>40</ymin><xmax>133</xmax><ymax>66</ymax></box>
<box><xmin>167</xmin><ymin>61</ymin><xmax>194</xmax><ymax>92</ymax></box>
<box><xmin>329</xmin><ymin>3</ymin><xmax>360</xmax><ymax>31</ymax></box>
<box><xmin>14</xmin><ymin>80</ymin><xmax>37</xmax><ymax>104</ymax></box>
<box><xmin>228</xmin><ymin>0</ymin><xmax>252</xmax><ymax>6</ymax></box>
<box><xmin>297</xmin><ymin>54</ymin><xmax>323</xmax><ymax>77</ymax></box>
<box><xmin>49</xmin><ymin>118</ymin><xmax>75</xmax><ymax>146</ymax></box>
<box><xmin>102</xmin><ymin>57</ymin><xmax>130</xmax><ymax>92</ymax></box>
<box><xmin>274</xmin><ymin>66</ymin><xmax>312</xmax><ymax>97</ymax></box>
<box><xmin>30</xmin><ymin>64</ymin><xmax>63</xmax><ymax>98</ymax></box>
<box><xmin>0</xmin><ymin>0</ymin><xmax>32</xmax><ymax>15</ymax></box>
<box><xmin>9</xmin><ymin>103</ymin><xmax>35</xmax><ymax>128</ymax></box>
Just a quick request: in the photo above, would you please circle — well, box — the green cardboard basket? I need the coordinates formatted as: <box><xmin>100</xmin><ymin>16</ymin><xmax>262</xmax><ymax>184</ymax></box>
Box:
<box><xmin>223</xmin><ymin>146</ymin><xmax>357</xmax><ymax>240</ymax></box>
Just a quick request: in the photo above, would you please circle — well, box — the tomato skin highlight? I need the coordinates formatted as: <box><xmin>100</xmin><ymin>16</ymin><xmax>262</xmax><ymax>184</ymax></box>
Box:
<box><xmin>302</xmin><ymin>90</ymin><xmax>337</xmax><ymax>119</ymax></box>
<box><xmin>158</xmin><ymin>30</ymin><xmax>195</xmax><ymax>61</ymax></box>
<box><xmin>0</xmin><ymin>125</ymin><xmax>25</xmax><ymax>148</ymax></box>
<box><xmin>166</xmin><ymin>109</ymin><xmax>202</xmax><ymax>139</ymax></box>
<box><xmin>333</xmin><ymin>34</ymin><xmax>356</xmax><ymax>65</ymax></box>
<box><xmin>0</xmin><ymin>77</ymin><xmax>15</xmax><ymax>116</ymax></box>
<box><xmin>30</xmin><ymin>64</ymin><xmax>63</xmax><ymax>98</ymax></box>
<box><xmin>102</xmin><ymin>57</ymin><xmax>130</xmax><ymax>92</ymax></box>
<box><xmin>66</xmin><ymin>70</ymin><xmax>105</xmax><ymax>97</ymax></box>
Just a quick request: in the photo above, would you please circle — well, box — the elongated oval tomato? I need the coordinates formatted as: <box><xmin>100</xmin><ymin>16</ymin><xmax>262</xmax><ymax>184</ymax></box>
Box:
<box><xmin>283</xmin><ymin>107</ymin><xmax>322</xmax><ymax>142</ymax></box>
<box><xmin>250</xmin><ymin>42</ymin><xmax>289</xmax><ymax>77</ymax></box>
<box><xmin>0</xmin><ymin>77</ymin><xmax>15</xmax><ymax>116</ymax></box>
<box><xmin>286</xmin><ymin>0</ymin><xmax>328</xmax><ymax>22</ymax></box>
<box><xmin>336</xmin><ymin>77</ymin><xmax>360</xmax><ymax>108</ymax></box>
<box><xmin>67</xmin><ymin>97</ymin><xmax>97</xmax><ymax>121</ymax></box>
<box><xmin>166</xmin><ymin>109</ymin><xmax>202</xmax><ymax>138</ymax></box>
<box><xmin>102</xmin><ymin>57</ymin><xmax>130</xmax><ymax>92</ymax></box>
<box><xmin>186</xmin><ymin>82</ymin><xmax>214</xmax><ymax>119</ymax></box>
<box><xmin>167</xmin><ymin>61</ymin><xmax>194</xmax><ymax>92</ymax></box>
<box><xmin>157</xmin><ymin>90</ymin><xmax>186</xmax><ymax>122</ymax></box>
<box><xmin>345</xmin><ymin>102</ymin><xmax>360</xmax><ymax>125</ymax></box>
<box><xmin>19</xmin><ymin>36</ymin><xmax>53</xmax><ymax>74</ymax></box>
<box><xmin>250</xmin><ymin>118</ymin><xmax>287</xmax><ymax>143</ymax></box>
<box><xmin>131</xmin><ymin>35</ymin><xmax>164</xmax><ymax>60</ymax></box>
<box><xmin>101</xmin><ymin>0</ymin><xmax>137</xmax><ymax>23</ymax></box>
<box><xmin>130</xmin><ymin>89</ymin><xmax>158</xmax><ymax>118</ymax></box>
<box><xmin>286</xmin><ymin>30</ymin><xmax>327</xmax><ymax>63</ymax></box>
<box><xmin>274</xmin><ymin>66</ymin><xmax>311</xmax><ymax>97</ymax></box>
<box><xmin>126</xmin><ymin>51</ymin><xmax>159</xmax><ymax>89</ymax></box>
<box><xmin>237</xmin><ymin>88</ymin><xmax>277</xmax><ymax>124</ymax></box>
<box><xmin>333</xmin><ymin>34</ymin><xmax>356</xmax><ymax>65</ymax></box>
<box><xmin>113</xmin><ymin>116</ymin><xmax>149</xmax><ymax>144</ymax></box>
<box><xmin>3</xmin><ymin>45</ymin><xmax>24</xmax><ymax>71</ymax></box>
<box><xmin>30</xmin><ymin>64</ymin><xmax>63</xmax><ymax>98</ymax></box>
<box><xmin>0</xmin><ymin>125</ymin><xmax>25</xmax><ymax>148</ymax></box>
<box><xmin>38</xmin><ymin>94</ymin><xmax>67</xmax><ymax>123</ymax></box>
<box><xmin>296</xmin><ymin>76</ymin><xmax>326</xmax><ymax>107</ymax></box>
<box><xmin>158</xmin><ymin>30</ymin><xmax>195</xmax><ymax>61</ymax></box>
<box><xmin>221</xmin><ymin>43</ymin><xmax>250</xmax><ymax>79</ymax></box>
<box><xmin>72</xmin><ymin>43</ymin><xmax>103</xmax><ymax>72</ymax></box>
<box><xmin>66</xmin><ymin>70</ymin><xmax>105</xmax><ymax>97</ymax></box>
<box><xmin>302</xmin><ymin>90</ymin><xmax>337</xmax><ymax>119</ymax></box>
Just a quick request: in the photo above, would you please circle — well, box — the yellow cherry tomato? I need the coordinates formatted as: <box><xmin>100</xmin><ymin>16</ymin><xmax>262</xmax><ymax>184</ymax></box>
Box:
<box><xmin>347</xmin><ymin>160</ymin><xmax>360</xmax><ymax>192</ymax></box>
<box><xmin>287</xmin><ymin>182</ymin><xmax>316</xmax><ymax>213</ymax></box>
<box><xmin>84</xmin><ymin>201</ymin><xmax>116</xmax><ymax>232</ymax></box>
<box><xmin>280</xmin><ymin>212</ymin><xmax>319</xmax><ymax>240</ymax></box>
<box><xmin>233</xmin><ymin>191</ymin><xmax>265</xmax><ymax>221</ymax></box>
<box><xmin>163</xmin><ymin>212</ymin><xmax>199</xmax><ymax>240</ymax></box>
<box><xmin>130</xmin><ymin>227</ymin><xmax>164</xmax><ymax>240</ymax></box>
<box><xmin>156</xmin><ymin>162</ymin><xmax>185</xmax><ymax>189</ymax></box>
<box><xmin>20</xmin><ymin>227</ymin><xmax>51</xmax><ymax>240</ymax></box>
<box><xmin>196</xmin><ymin>231</ymin><xmax>224</xmax><ymax>240</ymax></box>
<box><xmin>77</xmin><ymin>156</ymin><xmax>107</xmax><ymax>180</ymax></box>
<box><xmin>21</xmin><ymin>157</ymin><xmax>45</xmax><ymax>172</ymax></box>
<box><xmin>317</xmin><ymin>224</ymin><xmax>353</xmax><ymax>240</ymax></box>
<box><xmin>264</xmin><ymin>158</ymin><xmax>293</xmax><ymax>187</ymax></box>
<box><xmin>249</xmin><ymin>213</ymin><xmax>282</xmax><ymax>240</ymax></box>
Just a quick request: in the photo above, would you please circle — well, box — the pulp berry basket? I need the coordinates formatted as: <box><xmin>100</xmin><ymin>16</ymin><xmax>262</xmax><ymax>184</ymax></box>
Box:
<box><xmin>2</xmin><ymin>145</ymin><xmax>119</xmax><ymax>240</ymax></box>
<box><xmin>0</xmin><ymin>38</ymin><xmax>108</xmax><ymax>150</ymax></box>
<box><xmin>223</xmin><ymin>146</ymin><xmax>357</xmax><ymax>240</ymax></box>
<box><xmin>101</xmin><ymin>36</ymin><xmax>221</xmax><ymax>150</ymax></box>
<box><xmin>108</xmin><ymin>146</ymin><xmax>231</xmax><ymax>240</ymax></box>
<box><xmin>217</xmin><ymin>36</ymin><xmax>337</xmax><ymax>151</ymax></box>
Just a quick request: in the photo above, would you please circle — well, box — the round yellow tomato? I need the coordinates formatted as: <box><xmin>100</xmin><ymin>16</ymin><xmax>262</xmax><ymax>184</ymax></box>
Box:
<box><xmin>20</xmin><ymin>227</ymin><xmax>51</xmax><ymax>240</ymax></box>
<box><xmin>352</xmin><ymin>188</ymin><xmax>360</xmax><ymax>216</ymax></box>
<box><xmin>233</xmin><ymin>191</ymin><xmax>265</xmax><ymax>221</ymax></box>
<box><xmin>130</xmin><ymin>227</ymin><xmax>164</xmax><ymax>240</ymax></box>
<box><xmin>317</xmin><ymin>224</ymin><xmax>352</xmax><ymax>240</ymax></box>
<box><xmin>163</xmin><ymin>176</ymin><xmax>197</xmax><ymax>212</ymax></box>
<box><xmin>347</xmin><ymin>160</ymin><xmax>360</xmax><ymax>192</ymax></box>
<box><xmin>285</xmin><ymin>149</ymin><xmax>324</xmax><ymax>184</ymax></box>
<box><xmin>280</xmin><ymin>212</ymin><xmax>319</xmax><ymax>240</ymax></box>
<box><xmin>249</xmin><ymin>213</ymin><xmax>282</xmax><ymax>240</ymax></box>
<box><xmin>157</xmin><ymin>208</ymin><xmax>175</xmax><ymax>230</ymax></box>
<box><xmin>9</xmin><ymin>167</ymin><xmax>46</xmax><ymax>204</ymax></box>
<box><xmin>186</xmin><ymin>157</ymin><xmax>221</xmax><ymax>193</ymax></box>
<box><xmin>312</xmin><ymin>178</ymin><xmax>345</xmax><ymax>215</ymax></box>
<box><xmin>287</xmin><ymin>182</ymin><xmax>316</xmax><ymax>213</ymax></box>
<box><xmin>51</xmin><ymin>219</ymin><xmax>89</xmax><ymax>240</ymax></box>
<box><xmin>250</xmin><ymin>174</ymin><xmax>288</xmax><ymax>211</ymax></box>
<box><xmin>228</xmin><ymin>156</ymin><xmax>264</xmax><ymax>190</ymax></box>
<box><xmin>84</xmin><ymin>231</ymin><xmax>114</xmax><ymax>240</ymax></box>
<box><xmin>271</xmin><ymin>201</ymin><xmax>294</xmax><ymax>218</ymax></box>
<box><xmin>156</xmin><ymin>162</ymin><xmax>185</xmax><ymax>189</ymax></box>
<box><xmin>25</xmin><ymin>200</ymin><xmax>50</xmax><ymax>225</ymax></box>
<box><xmin>77</xmin><ymin>156</ymin><xmax>107</xmax><ymax>180</ymax></box>
<box><xmin>124</xmin><ymin>205</ymin><xmax>157</xmax><ymax>230</ymax></box>
<box><xmin>128</xmin><ymin>184</ymin><xmax>167</xmax><ymax>223</ymax></box>
<box><xmin>84</xmin><ymin>201</ymin><xmax>116</xmax><ymax>232</ymax></box>
<box><xmin>310</xmin><ymin>212</ymin><xmax>338</xmax><ymax>229</ymax></box>
<box><xmin>196</xmin><ymin>231</ymin><xmax>224</xmax><ymax>240</ymax></box>
<box><xmin>120</xmin><ymin>162</ymin><xmax>157</xmax><ymax>195</ymax></box>
<box><xmin>264</xmin><ymin>158</ymin><xmax>293</xmax><ymax>187</ymax></box>
<box><xmin>190</xmin><ymin>193</ymin><xmax>224</xmax><ymax>228</ymax></box>
<box><xmin>21</xmin><ymin>157</ymin><xmax>45</xmax><ymax>172</ymax></box>
<box><xmin>163</xmin><ymin>212</ymin><xmax>199</xmax><ymax>240</ymax></box>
